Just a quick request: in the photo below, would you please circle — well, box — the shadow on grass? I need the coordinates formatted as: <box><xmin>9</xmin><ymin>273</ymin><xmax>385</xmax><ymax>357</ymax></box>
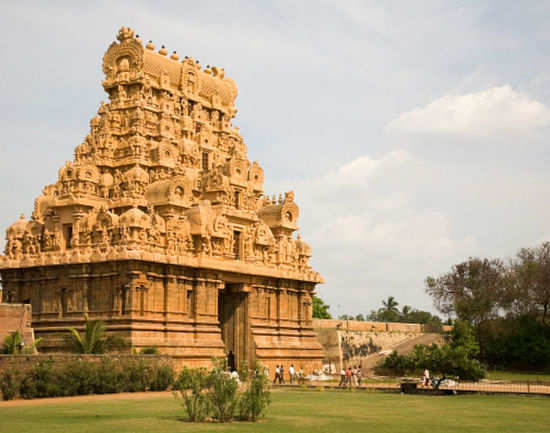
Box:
<box><xmin>158</xmin><ymin>415</ymin><xmax>268</xmax><ymax>425</ymax></box>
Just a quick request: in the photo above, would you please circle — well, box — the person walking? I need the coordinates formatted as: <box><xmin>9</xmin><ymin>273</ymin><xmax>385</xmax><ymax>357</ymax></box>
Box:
<box><xmin>352</xmin><ymin>366</ymin><xmax>358</xmax><ymax>387</ymax></box>
<box><xmin>273</xmin><ymin>365</ymin><xmax>280</xmax><ymax>384</ymax></box>
<box><xmin>280</xmin><ymin>365</ymin><xmax>285</xmax><ymax>384</ymax></box>
<box><xmin>346</xmin><ymin>366</ymin><xmax>353</xmax><ymax>389</ymax></box>
<box><xmin>338</xmin><ymin>368</ymin><xmax>346</xmax><ymax>387</ymax></box>
<box><xmin>356</xmin><ymin>366</ymin><xmax>362</xmax><ymax>387</ymax></box>
<box><xmin>289</xmin><ymin>364</ymin><xmax>295</xmax><ymax>384</ymax></box>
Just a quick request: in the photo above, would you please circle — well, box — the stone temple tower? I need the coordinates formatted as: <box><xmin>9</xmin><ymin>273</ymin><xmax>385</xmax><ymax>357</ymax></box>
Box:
<box><xmin>0</xmin><ymin>27</ymin><xmax>323</xmax><ymax>370</ymax></box>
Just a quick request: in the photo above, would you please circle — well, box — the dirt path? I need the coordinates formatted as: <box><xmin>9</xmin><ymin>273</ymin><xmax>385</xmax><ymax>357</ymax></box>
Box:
<box><xmin>2</xmin><ymin>381</ymin><xmax>549</xmax><ymax>407</ymax></box>
<box><xmin>0</xmin><ymin>390</ymin><xmax>173</xmax><ymax>407</ymax></box>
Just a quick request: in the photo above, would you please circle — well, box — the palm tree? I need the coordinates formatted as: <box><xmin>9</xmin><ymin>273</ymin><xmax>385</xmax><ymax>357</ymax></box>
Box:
<box><xmin>66</xmin><ymin>315</ymin><xmax>125</xmax><ymax>354</ymax></box>
<box><xmin>401</xmin><ymin>305</ymin><xmax>412</xmax><ymax>316</ymax></box>
<box><xmin>1</xmin><ymin>330</ymin><xmax>42</xmax><ymax>354</ymax></box>
<box><xmin>382</xmin><ymin>296</ymin><xmax>399</xmax><ymax>313</ymax></box>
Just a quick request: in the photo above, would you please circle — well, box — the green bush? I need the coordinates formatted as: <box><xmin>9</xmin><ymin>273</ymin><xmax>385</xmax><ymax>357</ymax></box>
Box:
<box><xmin>150</xmin><ymin>363</ymin><xmax>175</xmax><ymax>391</ymax></box>
<box><xmin>1</xmin><ymin>356</ymin><xmax>177</xmax><ymax>400</ymax></box>
<box><xmin>20</xmin><ymin>361</ymin><xmax>63</xmax><ymax>399</ymax></box>
<box><xmin>377</xmin><ymin>343</ymin><xmax>487</xmax><ymax>381</ymax></box>
<box><xmin>62</xmin><ymin>360</ymin><xmax>99</xmax><ymax>396</ymax></box>
<box><xmin>125</xmin><ymin>358</ymin><xmax>153</xmax><ymax>392</ymax></box>
<box><xmin>174</xmin><ymin>360</ymin><xmax>272</xmax><ymax>423</ymax></box>
<box><xmin>174</xmin><ymin>367</ymin><xmax>211</xmax><ymax>422</ymax></box>
<box><xmin>0</xmin><ymin>369</ymin><xmax>20</xmax><ymax>400</ymax></box>
<box><xmin>93</xmin><ymin>357</ymin><xmax>126</xmax><ymax>394</ymax></box>
<box><xmin>239</xmin><ymin>363</ymin><xmax>271</xmax><ymax>421</ymax></box>
<box><xmin>207</xmin><ymin>359</ymin><xmax>239</xmax><ymax>422</ymax></box>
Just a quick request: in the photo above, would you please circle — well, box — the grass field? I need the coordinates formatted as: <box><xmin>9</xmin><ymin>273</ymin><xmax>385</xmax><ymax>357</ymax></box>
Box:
<box><xmin>486</xmin><ymin>370</ymin><xmax>550</xmax><ymax>382</ymax></box>
<box><xmin>1</xmin><ymin>390</ymin><xmax>549</xmax><ymax>433</ymax></box>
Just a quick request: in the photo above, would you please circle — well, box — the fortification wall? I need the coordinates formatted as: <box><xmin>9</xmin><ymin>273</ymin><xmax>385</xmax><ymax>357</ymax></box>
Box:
<box><xmin>313</xmin><ymin>319</ymin><xmax>451</xmax><ymax>372</ymax></box>
<box><xmin>0</xmin><ymin>303</ymin><xmax>35</xmax><ymax>350</ymax></box>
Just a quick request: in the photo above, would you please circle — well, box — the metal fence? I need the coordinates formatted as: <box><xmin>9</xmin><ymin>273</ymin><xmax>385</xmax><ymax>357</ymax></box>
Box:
<box><xmin>292</xmin><ymin>380</ymin><xmax>550</xmax><ymax>395</ymax></box>
<box><xmin>438</xmin><ymin>380</ymin><xmax>550</xmax><ymax>395</ymax></box>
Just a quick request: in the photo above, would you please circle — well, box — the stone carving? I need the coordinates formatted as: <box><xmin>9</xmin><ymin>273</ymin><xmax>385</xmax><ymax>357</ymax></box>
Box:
<box><xmin>0</xmin><ymin>28</ymin><xmax>324</xmax><ymax>372</ymax></box>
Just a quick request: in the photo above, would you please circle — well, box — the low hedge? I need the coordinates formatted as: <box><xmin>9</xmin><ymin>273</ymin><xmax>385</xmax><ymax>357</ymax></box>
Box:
<box><xmin>0</xmin><ymin>357</ymin><xmax>175</xmax><ymax>400</ymax></box>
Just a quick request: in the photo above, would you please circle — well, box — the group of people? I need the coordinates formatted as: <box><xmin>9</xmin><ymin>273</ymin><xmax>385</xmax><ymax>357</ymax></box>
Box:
<box><xmin>273</xmin><ymin>364</ymin><xmax>305</xmax><ymax>384</ymax></box>
<box><xmin>338</xmin><ymin>365</ymin><xmax>363</xmax><ymax>388</ymax></box>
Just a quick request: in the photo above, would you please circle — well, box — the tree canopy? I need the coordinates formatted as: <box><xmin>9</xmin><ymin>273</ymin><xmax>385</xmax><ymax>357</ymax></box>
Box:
<box><xmin>425</xmin><ymin>242</ymin><xmax>550</xmax><ymax>369</ymax></box>
<box><xmin>312</xmin><ymin>296</ymin><xmax>332</xmax><ymax>319</ymax></box>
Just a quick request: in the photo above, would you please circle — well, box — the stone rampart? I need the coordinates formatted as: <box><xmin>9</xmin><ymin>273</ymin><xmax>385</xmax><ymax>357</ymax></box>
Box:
<box><xmin>313</xmin><ymin>319</ymin><xmax>451</xmax><ymax>372</ymax></box>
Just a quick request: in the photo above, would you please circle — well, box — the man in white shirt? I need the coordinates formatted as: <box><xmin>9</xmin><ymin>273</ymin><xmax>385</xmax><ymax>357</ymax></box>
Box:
<box><xmin>273</xmin><ymin>365</ymin><xmax>280</xmax><ymax>384</ymax></box>
<box><xmin>289</xmin><ymin>364</ymin><xmax>295</xmax><ymax>384</ymax></box>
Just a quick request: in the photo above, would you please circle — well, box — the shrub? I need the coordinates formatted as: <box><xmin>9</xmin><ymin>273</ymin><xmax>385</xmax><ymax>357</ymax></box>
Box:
<box><xmin>20</xmin><ymin>361</ymin><xmax>63</xmax><ymax>399</ymax></box>
<box><xmin>150</xmin><ymin>363</ymin><xmax>175</xmax><ymax>391</ymax></box>
<box><xmin>93</xmin><ymin>357</ymin><xmax>126</xmax><ymax>394</ymax></box>
<box><xmin>207</xmin><ymin>359</ymin><xmax>239</xmax><ymax>422</ymax></box>
<box><xmin>239</xmin><ymin>363</ymin><xmax>271</xmax><ymax>421</ymax></box>
<box><xmin>175</xmin><ymin>367</ymin><xmax>210</xmax><ymax>422</ymax></box>
<box><xmin>0</xmin><ymin>369</ymin><xmax>21</xmax><ymax>400</ymax></box>
<box><xmin>61</xmin><ymin>359</ymin><xmax>99</xmax><ymax>396</ymax></box>
<box><xmin>124</xmin><ymin>358</ymin><xmax>153</xmax><ymax>392</ymax></box>
<box><xmin>377</xmin><ymin>343</ymin><xmax>487</xmax><ymax>381</ymax></box>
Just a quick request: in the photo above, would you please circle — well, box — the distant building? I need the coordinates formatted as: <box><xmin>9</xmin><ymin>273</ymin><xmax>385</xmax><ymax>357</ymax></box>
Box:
<box><xmin>0</xmin><ymin>27</ymin><xmax>323</xmax><ymax>371</ymax></box>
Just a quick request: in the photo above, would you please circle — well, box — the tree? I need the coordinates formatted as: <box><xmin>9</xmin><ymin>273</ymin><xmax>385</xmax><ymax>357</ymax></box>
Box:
<box><xmin>312</xmin><ymin>296</ymin><xmax>332</xmax><ymax>319</ymax></box>
<box><xmin>401</xmin><ymin>305</ymin><xmax>412</xmax><ymax>316</ymax></box>
<box><xmin>508</xmin><ymin>242</ymin><xmax>550</xmax><ymax>324</ymax></box>
<box><xmin>66</xmin><ymin>315</ymin><xmax>125</xmax><ymax>354</ymax></box>
<box><xmin>426</xmin><ymin>257</ymin><xmax>506</xmax><ymax>324</ymax></box>
<box><xmin>382</xmin><ymin>296</ymin><xmax>399</xmax><ymax>313</ymax></box>
<box><xmin>426</xmin><ymin>257</ymin><xmax>506</xmax><ymax>354</ymax></box>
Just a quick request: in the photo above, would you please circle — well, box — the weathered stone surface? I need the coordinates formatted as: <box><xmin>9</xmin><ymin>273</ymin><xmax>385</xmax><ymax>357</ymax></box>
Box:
<box><xmin>0</xmin><ymin>303</ymin><xmax>35</xmax><ymax>350</ymax></box>
<box><xmin>313</xmin><ymin>319</ymin><xmax>449</xmax><ymax>372</ymax></box>
<box><xmin>0</xmin><ymin>27</ymin><xmax>323</xmax><ymax>372</ymax></box>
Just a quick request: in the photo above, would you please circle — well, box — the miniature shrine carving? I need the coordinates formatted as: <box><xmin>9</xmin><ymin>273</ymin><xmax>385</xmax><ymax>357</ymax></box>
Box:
<box><xmin>0</xmin><ymin>27</ymin><xmax>323</xmax><ymax>370</ymax></box>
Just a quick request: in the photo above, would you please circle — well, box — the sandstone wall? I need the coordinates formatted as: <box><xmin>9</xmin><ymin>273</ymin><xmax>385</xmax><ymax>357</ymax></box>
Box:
<box><xmin>313</xmin><ymin>319</ymin><xmax>450</xmax><ymax>372</ymax></box>
<box><xmin>0</xmin><ymin>303</ymin><xmax>35</xmax><ymax>350</ymax></box>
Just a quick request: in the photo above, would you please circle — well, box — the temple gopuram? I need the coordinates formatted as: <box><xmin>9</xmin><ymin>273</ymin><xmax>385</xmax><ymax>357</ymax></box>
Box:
<box><xmin>0</xmin><ymin>27</ymin><xmax>323</xmax><ymax>370</ymax></box>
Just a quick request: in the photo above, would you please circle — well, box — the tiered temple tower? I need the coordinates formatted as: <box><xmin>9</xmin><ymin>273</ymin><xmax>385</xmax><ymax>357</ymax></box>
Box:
<box><xmin>0</xmin><ymin>27</ymin><xmax>323</xmax><ymax>370</ymax></box>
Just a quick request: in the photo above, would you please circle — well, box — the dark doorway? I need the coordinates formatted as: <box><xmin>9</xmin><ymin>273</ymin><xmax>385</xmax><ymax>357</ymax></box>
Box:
<box><xmin>218</xmin><ymin>284</ymin><xmax>250</xmax><ymax>370</ymax></box>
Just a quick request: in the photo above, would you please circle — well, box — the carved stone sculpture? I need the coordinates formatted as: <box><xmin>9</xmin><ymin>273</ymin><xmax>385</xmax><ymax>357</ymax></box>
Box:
<box><xmin>0</xmin><ymin>27</ymin><xmax>323</xmax><ymax>371</ymax></box>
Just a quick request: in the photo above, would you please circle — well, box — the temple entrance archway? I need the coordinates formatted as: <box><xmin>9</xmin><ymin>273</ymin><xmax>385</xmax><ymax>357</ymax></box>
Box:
<box><xmin>218</xmin><ymin>283</ymin><xmax>252</xmax><ymax>370</ymax></box>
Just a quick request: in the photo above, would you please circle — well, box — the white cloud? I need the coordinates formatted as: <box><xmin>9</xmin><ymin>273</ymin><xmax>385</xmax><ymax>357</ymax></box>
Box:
<box><xmin>386</xmin><ymin>85</ymin><xmax>550</xmax><ymax>139</ymax></box>
<box><xmin>271</xmin><ymin>150</ymin><xmax>481</xmax><ymax>313</ymax></box>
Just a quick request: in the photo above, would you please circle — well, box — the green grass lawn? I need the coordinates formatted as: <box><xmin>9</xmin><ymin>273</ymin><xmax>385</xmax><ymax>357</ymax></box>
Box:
<box><xmin>0</xmin><ymin>390</ymin><xmax>548</xmax><ymax>433</ymax></box>
<box><xmin>487</xmin><ymin>370</ymin><xmax>550</xmax><ymax>382</ymax></box>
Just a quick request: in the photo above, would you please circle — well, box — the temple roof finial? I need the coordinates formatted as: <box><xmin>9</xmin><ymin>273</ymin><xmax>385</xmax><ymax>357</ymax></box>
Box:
<box><xmin>116</xmin><ymin>26</ymin><xmax>134</xmax><ymax>42</ymax></box>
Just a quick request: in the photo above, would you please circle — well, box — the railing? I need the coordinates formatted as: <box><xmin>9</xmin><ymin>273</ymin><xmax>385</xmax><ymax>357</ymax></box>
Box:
<box><xmin>275</xmin><ymin>379</ymin><xmax>550</xmax><ymax>395</ymax></box>
<box><xmin>437</xmin><ymin>380</ymin><xmax>550</xmax><ymax>395</ymax></box>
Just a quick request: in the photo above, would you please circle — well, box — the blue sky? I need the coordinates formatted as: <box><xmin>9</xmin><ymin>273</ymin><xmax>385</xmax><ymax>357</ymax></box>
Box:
<box><xmin>2</xmin><ymin>1</ymin><xmax>550</xmax><ymax>317</ymax></box>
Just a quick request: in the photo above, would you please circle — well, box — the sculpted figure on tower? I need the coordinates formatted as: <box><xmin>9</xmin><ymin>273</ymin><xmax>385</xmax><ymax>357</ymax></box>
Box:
<box><xmin>1</xmin><ymin>26</ymin><xmax>319</xmax><ymax>280</ymax></box>
<box><xmin>0</xmin><ymin>27</ymin><xmax>323</xmax><ymax>371</ymax></box>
